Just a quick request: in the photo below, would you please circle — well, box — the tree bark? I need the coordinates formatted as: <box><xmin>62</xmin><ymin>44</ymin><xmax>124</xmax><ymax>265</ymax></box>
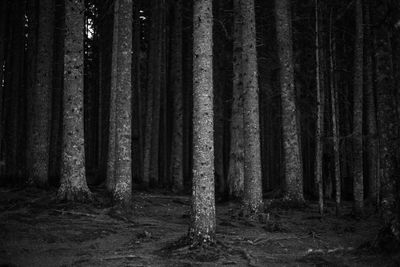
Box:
<box><xmin>228</xmin><ymin>0</ymin><xmax>244</xmax><ymax>199</ymax></box>
<box><xmin>106</xmin><ymin>0</ymin><xmax>119</xmax><ymax>193</ymax></box>
<box><xmin>329</xmin><ymin>10</ymin><xmax>341</xmax><ymax>216</ymax></box>
<box><xmin>353</xmin><ymin>0</ymin><xmax>364</xmax><ymax>215</ymax></box>
<box><xmin>189</xmin><ymin>0</ymin><xmax>216</xmax><ymax>244</ymax></box>
<box><xmin>58</xmin><ymin>0</ymin><xmax>91</xmax><ymax>201</ymax></box>
<box><xmin>112</xmin><ymin>0</ymin><xmax>133</xmax><ymax>207</ymax></box>
<box><xmin>275</xmin><ymin>0</ymin><xmax>304</xmax><ymax>202</ymax></box>
<box><xmin>365</xmin><ymin>0</ymin><xmax>378</xmax><ymax>204</ymax></box>
<box><xmin>241</xmin><ymin>0</ymin><xmax>263</xmax><ymax>214</ymax></box>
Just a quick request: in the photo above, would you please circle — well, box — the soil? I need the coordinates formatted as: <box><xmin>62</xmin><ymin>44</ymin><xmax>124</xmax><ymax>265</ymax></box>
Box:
<box><xmin>0</xmin><ymin>186</ymin><xmax>398</xmax><ymax>267</ymax></box>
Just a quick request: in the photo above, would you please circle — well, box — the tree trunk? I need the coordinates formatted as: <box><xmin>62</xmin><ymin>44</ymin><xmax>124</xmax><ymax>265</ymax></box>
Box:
<box><xmin>228</xmin><ymin>0</ymin><xmax>244</xmax><ymax>199</ymax></box>
<box><xmin>365</xmin><ymin>1</ymin><xmax>378</xmax><ymax>204</ymax></box>
<box><xmin>275</xmin><ymin>0</ymin><xmax>304</xmax><ymax>202</ymax></box>
<box><xmin>29</xmin><ymin>0</ymin><xmax>54</xmax><ymax>187</ymax></box>
<box><xmin>142</xmin><ymin>0</ymin><xmax>156</xmax><ymax>187</ymax></box>
<box><xmin>112</xmin><ymin>0</ymin><xmax>133</xmax><ymax>207</ymax></box>
<box><xmin>106</xmin><ymin>0</ymin><xmax>119</xmax><ymax>193</ymax></box>
<box><xmin>25</xmin><ymin>0</ymin><xmax>38</xmax><ymax>184</ymax></box>
<box><xmin>170</xmin><ymin>0</ymin><xmax>184</xmax><ymax>192</ymax></box>
<box><xmin>329</xmin><ymin>11</ymin><xmax>341</xmax><ymax>216</ymax></box>
<box><xmin>314</xmin><ymin>0</ymin><xmax>324</xmax><ymax>215</ymax></box>
<box><xmin>58</xmin><ymin>0</ymin><xmax>91</xmax><ymax>201</ymax></box>
<box><xmin>353</xmin><ymin>0</ymin><xmax>364</xmax><ymax>215</ymax></box>
<box><xmin>376</xmin><ymin>28</ymin><xmax>397</xmax><ymax>219</ymax></box>
<box><xmin>241</xmin><ymin>0</ymin><xmax>263</xmax><ymax>214</ymax></box>
<box><xmin>189</xmin><ymin>0</ymin><xmax>216</xmax><ymax>244</ymax></box>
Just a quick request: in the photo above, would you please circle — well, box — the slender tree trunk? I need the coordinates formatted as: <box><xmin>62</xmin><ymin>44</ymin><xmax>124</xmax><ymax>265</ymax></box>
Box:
<box><xmin>170</xmin><ymin>0</ymin><xmax>184</xmax><ymax>192</ymax></box>
<box><xmin>228</xmin><ymin>0</ymin><xmax>244</xmax><ymax>199</ymax></box>
<box><xmin>25</xmin><ymin>0</ymin><xmax>38</xmax><ymax>184</ymax></box>
<box><xmin>112</xmin><ymin>0</ymin><xmax>133</xmax><ymax>206</ymax></box>
<box><xmin>329</xmin><ymin>10</ymin><xmax>341</xmax><ymax>216</ymax></box>
<box><xmin>107</xmin><ymin>0</ymin><xmax>119</xmax><ymax>192</ymax></box>
<box><xmin>132</xmin><ymin>0</ymin><xmax>142</xmax><ymax>184</ymax></box>
<box><xmin>58</xmin><ymin>0</ymin><xmax>91</xmax><ymax>201</ymax></box>
<box><xmin>314</xmin><ymin>0</ymin><xmax>324</xmax><ymax>215</ymax></box>
<box><xmin>159</xmin><ymin>0</ymin><xmax>168</xmax><ymax>187</ymax></box>
<box><xmin>29</xmin><ymin>0</ymin><xmax>54</xmax><ymax>187</ymax></box>
<box><xmin>365</xmin><ymin>1</ymin><xmax>378</xmax><ymax>204</ymax></box>
<box><xmin>189</xmin><ymin>0</ymin><xmax>216</xmax><ymax>244</ymax></box>
<box><xmin>241</xmin><ymin>0</ymin><xmax>263</xmax><ymax>214</ymax></box>
<box><xmin>353</xmin><ymin>0</ymin><xmax>364</xmax><ymax>215</ymax></box>
<box><xmin>275</xmin><ymin>0</ymin><xmax>304</xmax><ymax>202</ymax></box>
<box><xmin>142</xmin><ymin>0</ymin><xmax>156</xmax><ymax>187</ymax></box>
<box><xmin>376</xmin><ymin>29</ymin><xmax>397</xmax><ymax>217</ymax></box>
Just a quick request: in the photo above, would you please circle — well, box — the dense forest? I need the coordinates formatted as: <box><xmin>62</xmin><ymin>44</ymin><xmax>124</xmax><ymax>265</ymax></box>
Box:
<box><xmin>0</xmin><ymin>0</ymin><xmax>400</xmax><ymax>266</ymax></box>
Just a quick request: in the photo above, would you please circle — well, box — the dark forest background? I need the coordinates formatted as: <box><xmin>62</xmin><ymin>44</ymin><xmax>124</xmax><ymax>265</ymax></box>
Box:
<box><xmin>0</xmin><ymin>0</ymin><xmax>399</xmax><ymax>250</ymax></box>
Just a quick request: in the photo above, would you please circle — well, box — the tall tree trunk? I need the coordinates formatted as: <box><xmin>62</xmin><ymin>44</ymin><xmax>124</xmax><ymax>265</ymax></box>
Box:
<box><xmin>142</xmin><ymin>0</ymin><xmax>156</xmax><ymax>187</ymax></box>
<box><xmin>170</xmin><ymin>0</ymin><xmax>184</xmax><ymax>192</ymax></box>
<box><xmin>275</xmin><ymin>0</ymin><xmax>304</xmax><ymax>202</ymax></box>
<box><xmin>25</xmin><ymin>0</ymin><xmax>38</xmax><ymax>184</ymax></box>
<box><xmin>314</xmin><ymin>0</ymin><xmax>324</xmax><ymax>215</ymax></box>
<box><xmin>353</xmin><ymin>0</ymin><xmax>364</xmax><ymax>215</ymax></box>
<box><xmin>132</xmin><ymin>0</ymin><xmax>143</xmax><ymax>184</ymax></box>
<box><xmin>329</xmin><ymin>10</ymin><xmax>341</xmax><ymax>216</ymax></box>
<box><xmin>112</xmin><ymin>0</ymin><xmax>133</xmax><ymax>206</ymax></box>
<box><xmin>149</xmin><ymin>0</ymin><xmax>163</xmax><ymax>186</ymax></box>
<box><xmin>365</xmin><ymin>0</ymin><xmax>378</xmax><ymax>204</ymax></box>
<box><xmin>376</xmin><ymin>27</ymin><xmax>397</xmax><ymax>219</ymax></box>
<box><xmin>241</xmin><ymin>0</ymin><xmax>263</xmax><ymax>214</ymax></box>
<box><xmin>58</xmin><ymin>0</ymin><xmax>91</xmax><ymax>201</ymax></box>
<box><xmin>30</xmin><ymin>0</ymin><xmax>54</xmax><ymax>187</ymax></box>
<box><xmin>106</xmin><ymin>0</ymin><xmax>119</xmax><ymax>192</ymax></box>
<box><xmin>189</xmin><ymin>0</ymin><xmax>216</xmax><ymax>244</ymax></box>
<box><xmin>228</xmin><ymin>0</ymin><xmax>244</xmax><ymax>199</ymax></box>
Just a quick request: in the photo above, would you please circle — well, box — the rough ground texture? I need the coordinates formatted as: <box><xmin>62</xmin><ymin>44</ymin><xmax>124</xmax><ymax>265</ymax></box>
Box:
<box><xmin>0</xmin><ymin>187</ymin><xmax>399</xmax><ymax>267</ymax></box>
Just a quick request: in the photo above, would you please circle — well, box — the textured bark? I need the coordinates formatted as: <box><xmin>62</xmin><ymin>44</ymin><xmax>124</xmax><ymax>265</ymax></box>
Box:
<box><xmin>170</xmin><ymin>0</ymin><xmax>184</xmax><ymax>192</ymax></box>
<box><xmin>106</xmin><ymin>0</ymin><xmax>119</xmax><ymax>192</ymax></box>
<box><xmin>25</xmin><ymin>0</ymin><xmax>38</xmax><ymax>184</ymax></box>
<box><xmin>365</xmin><ymin>2</ymin><xmax>378</xmax><ymax>204</ymax></box>
<box><xmin>314</xmin><ymin>0</ymin><xmax>324</xmax><ymax>215</ymax></box>
<box><xmin>29</xmin><ymin>0</ymin><xmax>54</xmax><ymax>187</ymax></box>
<box><xmin>143</xmin><ymin>11</ymin><xmax>155</xmax><ymax>187</ymax></box>
<box><xmin>275</xmin><ymin>0</ymin><xmax>304</xmax><ymax>202</ymax></box>
<box><xmin>353</xmin><ymin>0</ymin><xmax>364</xmax><ymax>215</ymax></box>
<box><xmin>376</xmin><ymin>31</ymin><xmax>397</xmax><ymax>213</ymax></box>
<box><xmin>241</xmin><ymin>0</ymin><xmax>263</xmax><ymax>214</ymax></box>
<box><xmin>58</xmin><ymin>0</ymin><xmax>91</xmax><ymax>201</ymax></box>
<box><xmin>189</xmin><ymin>0</ymin><xmax>216</xmax><ymax>244</ymax></box>
<box><xmin>112</xmin><ymin>0</ymin><xmax>133</xmax><ymax>206</ymax></box>
<box><xmin>132</xmin><ymin>0</ymin><xmax>142</xmax><ymax>184</ymax></box>
<box><xmin>143</xmin><ymin>0</ymin><xmax>159</xmax><ymax>187</ymax></box>
<box><xmin>228</xmin><ymin>0</ymin><xmax>244</xmax><ymax>199</ymax></box>
<box><xmin>329</xmin><ymin>13</ymin><xmax>341</xmax><ymax>216</ymax></box>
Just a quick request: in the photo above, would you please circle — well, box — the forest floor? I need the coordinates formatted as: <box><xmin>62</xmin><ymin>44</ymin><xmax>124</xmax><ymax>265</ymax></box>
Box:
<box><xmin>0</xmin><ymin>186</ymin><xmax>399</xmax><ymax>267</ymax></box>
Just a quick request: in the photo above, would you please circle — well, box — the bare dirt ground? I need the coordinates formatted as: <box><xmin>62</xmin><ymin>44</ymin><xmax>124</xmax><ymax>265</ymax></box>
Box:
<box><xmin>0</xmin><ymin>186</ymin><xmax>398</xmax><ymax>267</ymax></box>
